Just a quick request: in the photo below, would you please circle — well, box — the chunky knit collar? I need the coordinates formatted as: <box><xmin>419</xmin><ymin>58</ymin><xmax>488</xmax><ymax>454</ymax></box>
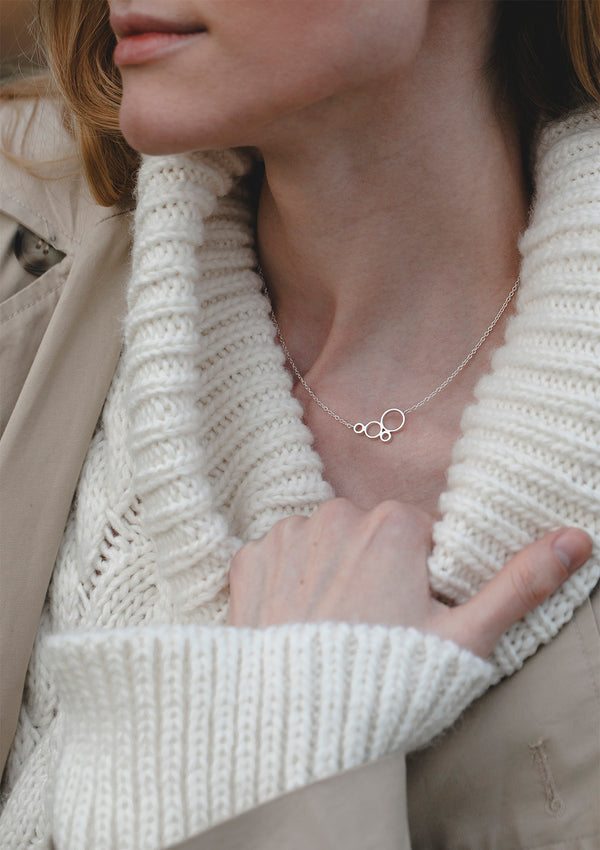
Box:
<box><xmin>124</xmin><ymin>111</ymin><xmax>600</xmax><ymax>677</ymax></box>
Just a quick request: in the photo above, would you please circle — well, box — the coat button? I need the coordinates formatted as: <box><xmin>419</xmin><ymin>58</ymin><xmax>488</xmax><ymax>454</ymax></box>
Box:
<box><xmin>13</xmin><ymin>224</ymin><xmax>65</xmax><ymax>276</ymax></box>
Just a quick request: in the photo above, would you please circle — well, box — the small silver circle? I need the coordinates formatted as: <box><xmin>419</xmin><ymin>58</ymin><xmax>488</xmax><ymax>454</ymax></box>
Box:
<box><xmin>365</xmin><ymin>419</ymin><xmax>384</xmax><ymax>439</ymax></box>
<box><xmin>380</xmin><ymin>408</ymin><xmax>406</xmax><ymax>434</ymax></box>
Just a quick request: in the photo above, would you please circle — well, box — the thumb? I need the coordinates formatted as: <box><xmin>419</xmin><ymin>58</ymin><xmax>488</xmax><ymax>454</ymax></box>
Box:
<box><xmin>444</xmin><ymin>528</ymin><xmax>592</xmax><ymax>658</ymax></box>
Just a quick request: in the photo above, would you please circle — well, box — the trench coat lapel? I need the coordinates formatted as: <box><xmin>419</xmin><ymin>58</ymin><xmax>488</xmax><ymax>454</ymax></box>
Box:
<box><xmin>0</xmin><ymin>209</ymin><xmax>129</xmax><ymax>773</ymax></box>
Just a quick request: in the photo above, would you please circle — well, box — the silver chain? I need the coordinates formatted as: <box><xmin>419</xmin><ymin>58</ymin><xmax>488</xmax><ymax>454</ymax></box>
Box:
<box><xmin>265</xmin><ymin>271</ymin><xmax>520</xmax><ymax>443</ymax></box>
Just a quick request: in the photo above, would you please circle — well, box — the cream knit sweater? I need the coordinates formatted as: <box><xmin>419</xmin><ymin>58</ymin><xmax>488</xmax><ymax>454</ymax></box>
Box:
<box><xmin>1</xmin><ymin>109</ymin><xmax>599</xmax><ymax>850</ymax></box>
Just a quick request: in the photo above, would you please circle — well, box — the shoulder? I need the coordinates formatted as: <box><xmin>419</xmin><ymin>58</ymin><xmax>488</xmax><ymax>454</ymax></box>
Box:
<box><xmin>532</xmin><ymin>106</ymin><xmax>600</xmax><ymax>200</ymax></box>
<box><xmin>0</xmin><ymin>93</ymin><xmax>131</xmax><ymax>256</ymax></box>
<box><xmin>523</xmin><ymin>105</ymin><xmax>600</xmax><ymax>265</ymax></box>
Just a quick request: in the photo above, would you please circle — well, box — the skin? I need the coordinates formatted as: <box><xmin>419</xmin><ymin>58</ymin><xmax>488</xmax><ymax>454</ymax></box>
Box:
<box><xmin>228</xmin><ymin>502</ymin><xmax>590</xmax><ymax>659</ymax></box>
<box><xmin>112</xmin><ymin>0</ymin><xmax>526</xmax><ymax>514</ymax></box>
<box><xmin>112</xmin><ymin>0</ymin><xmax>429</xmax><ymax>154</ymax></box>
<box><xmin>109</xmin><ymin>0</ymin><xmax>592</xmax><ymax>656</ymax></box>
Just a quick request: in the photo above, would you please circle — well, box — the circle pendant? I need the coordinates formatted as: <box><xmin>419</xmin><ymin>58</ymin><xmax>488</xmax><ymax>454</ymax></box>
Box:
<box><xmin>353</xmin><ymin>408</ymin><xmax>406</xmax><ymax>442</ymax></box>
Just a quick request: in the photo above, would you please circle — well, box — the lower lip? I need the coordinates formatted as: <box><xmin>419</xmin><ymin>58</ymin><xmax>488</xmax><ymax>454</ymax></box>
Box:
<box><xmin>114</xmin><ymin>31</ymin><xmax>206</xmax><ymax>66</ymax></box>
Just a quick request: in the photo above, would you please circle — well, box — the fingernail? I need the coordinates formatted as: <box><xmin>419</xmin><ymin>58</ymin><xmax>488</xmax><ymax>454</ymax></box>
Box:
<box><xmin>552</xmin><ymin>529</ymin><xmax>593</xmax><ymax>573</ymax></box>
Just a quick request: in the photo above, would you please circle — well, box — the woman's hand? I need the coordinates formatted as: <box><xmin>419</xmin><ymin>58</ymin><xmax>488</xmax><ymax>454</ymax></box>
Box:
<box><xmin>227</xmin><ymin>498</ymin><xmax>592</xmax><ymax>658</ymax></box>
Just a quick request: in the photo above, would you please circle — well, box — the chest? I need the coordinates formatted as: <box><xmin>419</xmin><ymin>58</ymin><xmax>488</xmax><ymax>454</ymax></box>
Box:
<box><xmin>296</xmin><ymin>386</ymin><xmax>469</xmax><ymax>517</ymax></box>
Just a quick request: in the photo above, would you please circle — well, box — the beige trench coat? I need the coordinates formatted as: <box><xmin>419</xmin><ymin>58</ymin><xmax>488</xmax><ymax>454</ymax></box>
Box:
<box><xmin>1</xmin><ymin>97</ymin><xmax>599</xmax><ymax>850</ymax></box>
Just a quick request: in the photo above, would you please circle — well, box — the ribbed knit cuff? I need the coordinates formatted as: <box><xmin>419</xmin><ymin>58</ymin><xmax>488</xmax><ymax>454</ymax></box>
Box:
<box><xmin>46</xmin><ymin>623</ymin><xmax>492</xmax><ymax>849</ymax></box>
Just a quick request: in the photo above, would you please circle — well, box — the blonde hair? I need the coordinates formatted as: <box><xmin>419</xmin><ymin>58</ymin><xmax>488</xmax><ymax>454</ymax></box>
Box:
<box><xmin>6</xmin><ymin>0</ymin><xmax>600</xmax><ymax>207</ymax></box>
<box><xmin>34</xmin><ymin>0</ymin><xmax>138</xmax><ymax>205</ymax></box>
<box><xmin>492</xmin><ymin>0</ymin><xmax>600</xmax><ymax>183</ymax></box>
<box><xmin>564</xmin><ymin>0</ymin><xmax>600</xmax><ymax>96</ymax></box>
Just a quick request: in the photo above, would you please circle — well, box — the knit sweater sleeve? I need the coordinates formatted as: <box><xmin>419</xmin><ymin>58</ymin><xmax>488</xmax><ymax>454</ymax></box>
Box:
<box><xmin>45</xmin><ymin>623</ymin><xmax>493</xmax><ymax>850</ymax></box>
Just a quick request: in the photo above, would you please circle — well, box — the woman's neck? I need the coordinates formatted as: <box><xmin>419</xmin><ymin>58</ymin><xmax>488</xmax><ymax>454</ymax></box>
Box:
<box><xmin>255</xmin><ymin>1</ymin><xmax>528</xmax><ymax>381</ymax></box>
<box><xmin>252</xmin><ymin>2</ymin><xmax>529</xmax><ymax>514</ymax></box>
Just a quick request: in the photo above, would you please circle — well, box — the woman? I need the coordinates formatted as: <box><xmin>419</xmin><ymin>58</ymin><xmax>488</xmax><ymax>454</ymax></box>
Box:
<box><xmin>0</xmin><ymin>0</ymin><xmax>599</xmax><ymax>848</ymax></box>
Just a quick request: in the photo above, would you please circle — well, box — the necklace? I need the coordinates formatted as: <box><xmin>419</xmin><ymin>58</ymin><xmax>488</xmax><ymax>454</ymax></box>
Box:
<box><xmin>262</xmin><ymin>269</ymin><xmax>520</xmax><ymax>443</ymax></box>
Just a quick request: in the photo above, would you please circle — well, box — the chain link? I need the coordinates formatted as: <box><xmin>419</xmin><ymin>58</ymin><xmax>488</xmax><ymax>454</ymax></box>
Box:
<box><xmin>404</xmin><ymin>277</ymin><xmax>520</xmax><ymax>413</ymax></box>
<box><xmin>272</xmin><ymin>324</ymin><xmax>355</xmax><ymax>430</ymax></box>
<box><xmin>265</xmin><ymin>271</ymin><xmax>520</xmax><ymax>441</ymax></box>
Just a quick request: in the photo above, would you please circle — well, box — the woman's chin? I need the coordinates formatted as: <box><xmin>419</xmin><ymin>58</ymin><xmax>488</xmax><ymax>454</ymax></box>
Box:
<box><xmin>118</xmin><ymin>110</ymin><xmax>194</xmax><ymax>156</ymax></box>
<box><xmin>118</xmin><ymin>105</ymin><xmax>245</xmax><ymax>156</ymax></box>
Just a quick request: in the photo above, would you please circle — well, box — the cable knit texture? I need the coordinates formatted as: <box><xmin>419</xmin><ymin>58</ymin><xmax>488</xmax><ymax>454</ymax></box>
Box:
<box><xmin>0</xmin><ymin>109</ymin><xmax>599</xmax><ymax>849</ymax></box>
<box><xmin>428</xmin><ymin>109</ymin><xmax>600</xmax><ymax>674</ymax></box>
<box><xmin>45</xmin><ymin>625</ymin><xmax>490</xmax><ymax>850</ymax></box>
